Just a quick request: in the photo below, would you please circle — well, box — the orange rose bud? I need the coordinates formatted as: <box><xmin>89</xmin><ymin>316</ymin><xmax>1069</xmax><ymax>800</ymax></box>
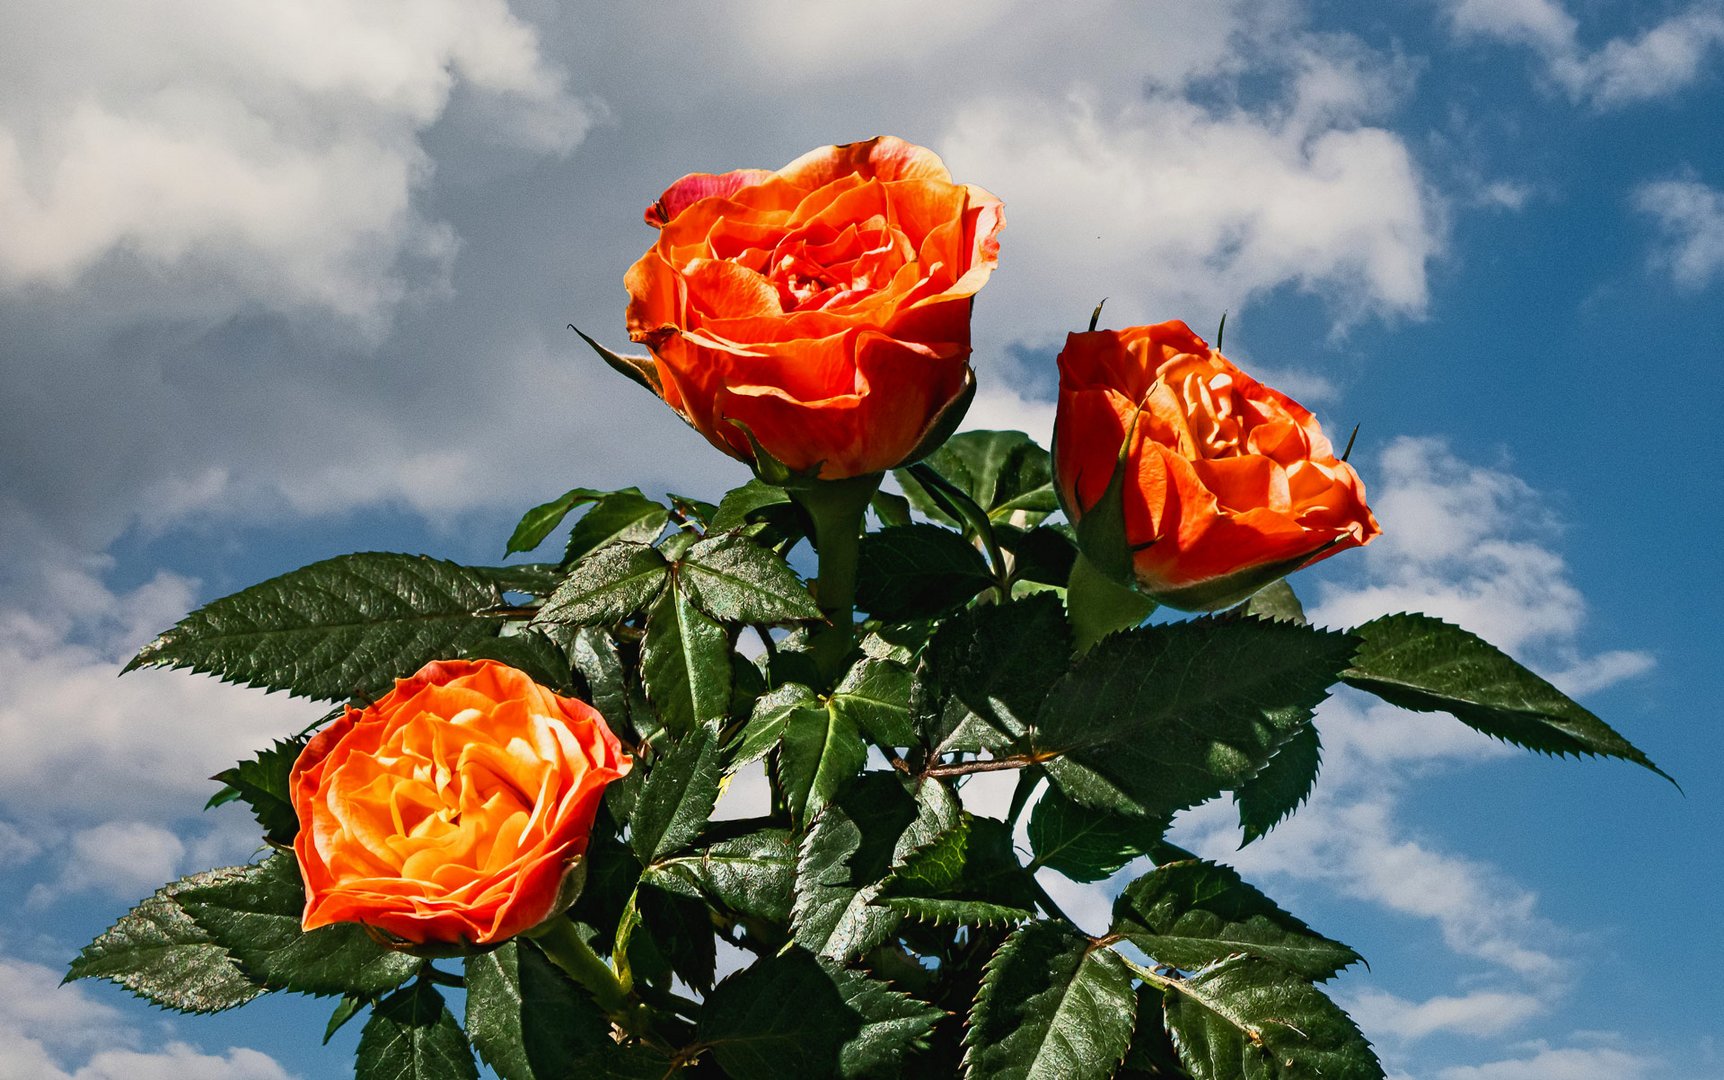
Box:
<box><xmin>289</xmin><ymin>659</ymin><xmax>631</xmax><ymax>947</ymax></box>
<box><xmin>1054</xmin><ymin>321</ymin><xmax>1380</xmax><ymax>611</ymax></box>
<box><xmin>623</xmin><ymin>136</ymin><xmax>1005</xmax><ymax>480</ymax></box>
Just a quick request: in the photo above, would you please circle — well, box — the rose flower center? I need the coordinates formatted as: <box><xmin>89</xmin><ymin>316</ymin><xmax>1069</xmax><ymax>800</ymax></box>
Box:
<box><xmin>766</xmin><ymin>212</ymin><xmax>912</xmax><ymax>313</ymax></box>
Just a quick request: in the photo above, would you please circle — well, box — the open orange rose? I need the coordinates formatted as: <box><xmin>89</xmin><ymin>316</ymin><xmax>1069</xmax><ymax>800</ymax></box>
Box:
<box><xmin>290</xmin><ymin>659</ymin><xmax>630</xmax><ymax>946</ymax></box>
<box><xmin>621</xmin><ymin>136</ymin><xmax>1005</xmax><ymax>479</ymax></box>
<box><xmin>1054</xmin><ymin>321</ymin><xmax>1380</xmax><ymax>611</ymax></box>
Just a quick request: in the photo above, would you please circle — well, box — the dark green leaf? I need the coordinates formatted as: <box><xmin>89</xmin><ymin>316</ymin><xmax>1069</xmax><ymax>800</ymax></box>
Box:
<box><xmin>831</xmin><ymin>658</ymin><xmax>916</xmax><ymax>746</ymax></box>
<box><xmin>178</xmin><ymin>852</ymin><xmax>421</xmax><ymax>998</ymax></box>
<box><xmin>897</xmin><ymin>430</ymin><xmax>1059</xmax><ymax>525</ymax></box>
<box><xmin>640</xmin><ymin>586</ymin><xmax>733</xmax><ymax>734</ymax></box>
<box><xmin>1028</xmin><ymin>786</ymin><xmax>1157</xmax><ymax>884</ymax></box>
<box><xmin>1342</xmin><ymin>613</ymin><xmax>1669</xmax><ymax>779</ymax></box>
<box><xmin>125</xmin><ymin>553</ymin><xmax>510</xmax><ymax>702</ymax></box>
<box><xmin>731</xmin><ymin>683</ymin><xmax>818</xmax><ymax>768</ymax></box>
<box><xmin>856</xmin><ymin>525</ymin><xmax>993</xmax><ymax>621</ymax></box>
<box><xmin>464</xmin><ymin>941</ymin><xmax>611</xmax><ymax>1080</ymax></box>
<box><xmin>881</xmin><ymin>813</ymin><xmax>1038</xmax><ymax>920</ymax></box>
<box><xmin>506</xmin><ymin>488</ymin><xmax>609</xmax><ymax>556</ymax></box>
<box><xmin>710</xmin><ymin>479</ymin><xmax>797</xmax><ymax>533</ymax></box>
<box><xmin>458</xmin><ymin>630</ymin><xmax>574</xmax><ymax>694</ymax></box>
<box><xmin>569</xmin><ymin>627</ymin><xmax>632</xmax><ymax>732</ymax></box>
<box><xmin>1001</xmin><ymin>524</ymin><xmax>1078</xmax><ymax>588</ymax></box>
<box><xmin>699</xmin><ymin>949</ymin><xmax>857</xmax><ymax>1079</ymax></box>
<box><xmin>1112</xmin><ymin>860</ymin><xmax>1359</xmax><ymax>981</ymax></box>
<box><xmin>563</xmin><ymin>489</ymin><xmax>668</xmax><ymax>565</ymax></box>
<box><xmin>533</xmin><ymin>543</ymin><xmax>668</xmax><ymax>627</ymax></box>
<box><xmin>680</xmin><ymin>534</ymin><xmax>821</xmax><ymax>623</ymax></box>
<box><xmin>1158</xmin><ymin>956</ymin><xmax>1382</xmax><ymax>1080</ymax></box>
<box><xmin>1235</xmin><ymin>580</ymin><xmax>1306</xmax><ymax>624</ymax></box>
<box><xmin>669</xmin><ymin>493</ymin><xmax>718</xmax><ymax>527</ymax></box>
<box><xmin>917</xmin><ymin>592</ymin><xmax>1071</xmax><ymax>756</ymax></box>
<box><xmin>871</xmin><ymin>490</ymin><xmax>913</xmax><ymax>528</ymax></box>
<box><xmin>964</xmin><ymin>922</ymin><xmax>1137</xmax><ymax>1080</ymax></box>
<box><xmin>777</xmin><ymin>697</ymin><xmax>868</xmax><ymax>829</ymax></box>
<box><xmin>647</xmin><ymin>828</ymin><xmax>798</xmax><ymax>927</ymax></box>
<box><xmin>356</xmin><ymin>979</ymin><xmax>478</xmax><ymax>1080</ymax></box>
<box><xmin>326</xmin><ymin>994</ymin><xmax>366</xmax><ymax>1044</ymax></box>
<box><xmin>1120</xmin><ymin>986</ymin><xmax>1193</xmax><ymax>1078</ymax></box>
<box><xmin>1234</xmin><ymin>724</ymin><xmax>1321</xmax><ymax>845</ymax></box>
<box><xmin>209</xmin><ymin>738</ymin><xmax>305</xmax><ymax>844</ymax></box>
<box><xmin>1035</xmin><ymin>620</ymin><xmax>1356</xmax><ymax>818</ymax></box>
<box><xmin>792</xmin><ymin>774</ymin><xmax>960</xmax><ymax>960</ymax></box>
<box><xmin>474</xmin><ymin>563</ymin><xmax>566</xmax><ymax>600</ymax></box>
<box><xmin>827</xmin><ymin>959</ymin><xmax>945</xmax><ymax>1078</ymax></box>
<box><xmin>67</xmin><ymin>870</ymin><xmax>263</xmax><ymax>1013</ymax></box>
<box><xmin>634</xmin><ymin>881</ymin><xmax>718</xmax><ymax>991</ymax></box>
<box><xmin>631</xmin><ymin>720</ymin><xmax>725</xmax><ymax>863</ymax></box>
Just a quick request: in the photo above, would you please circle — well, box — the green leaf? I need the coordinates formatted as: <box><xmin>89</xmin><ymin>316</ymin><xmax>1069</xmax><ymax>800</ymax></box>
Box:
<box><xmin>640</xmin><ymin>585</ymin><xmax>732</xmax><ymax>734</ymax></box>
<box><xmin>680</xmin><ymin>534</ymin><xmax>821</xmax><ymax>623</ymax></box>
<box><xmin>67</xmin><ymin>871</ymin><xmax>263</xmax><ymax>1013</ymax></box>
<box><xmin>881</xmin><ymin>813</ymin><xmax>1038</xmax><ymax>921</ymax></box>
<box><xmin>1342</xmin><ymin>613</ymin><xmax>1670</xmax><ymax>780</ymax></box>
<box><xmin>830</xmin><ymin>658</ymin><xmax>917</xmax><ymax>746</ymax></box>
<box><xmin>731</xmin><ymin>683</ymin><xmax>818</xmax><ymax>769</ymax></box>
<box><xmin>568</xmin><ymin>627</ymin><xmax>633</xmax><ymax>732</ymax></box>
<box><xmin>646</xmin><ymin>828</ymin><xmax>798</xmax><ymax>927</ymax></box>
<box><xmin>356</xmin><ymin>979</ymin><xmax>479</xmax><ymax>1080</ymax></box>
<box><xmin>1111</xmin><ymin>860</ymin><xmax>1360</xmax><ymax>981</ymax></box>
<box><xmin>632</xmin><ymin>881</ymin><xmax>718</xmax><ymax>991</ymax></box>
<box><xmin>669</xmin><ymin>493</ymin><xmax>718</xmax><ymax>527</ymax></box>
<box><xmin>710</xmin><ymin>478</ymin><xmax>798</xmax><ymax>530</ymax></box>
<box><xmin>856</xmin><ymin>525</ymin><xmax>993</xmax><ymax>621</ymax></box>
<box><xmin>506</xmin><ymin>488</ymin><xmax>609</xmax><ymax>556</ymax></box>
<box><xmin>964</xmin><ymin>922</ymin><xmax>1137</xmax><ymax>1080</ymax></box>
<box><xmin>458</xmin><ymin>629</ymin><xmax>574</xmax><ymax>694</ymax></box>
<box><xmin>698</xmin><ymin>949</ymin><xmax>858</xmax><ymax>1079</ymax></box>
<box><xmin>871</xmin><ymin>490</ymin><xmax>913</xmax><ymax>528</ymax></box>
<box><xmin>209</xmin><ymin>738</ymin><xmax>305</xmax><ymax>844</ymax></box>
<box><xmin>125</xmin><ymin>553</ymin><xmax>511</xmax><ymax>702</ymax></box>
<box><xmin>827</xmin><ymin>959</ymin><xmax>946</xmax><ymax>1078</ymax></box>
<box><xmin>1234</xmin><ymin>724</ymin><xmax>1321</xmax><ymax>846</ymax></box>
<box><xmin>1234</xmin><ymin>580</ymin><xmax>1306</xmax><ymax>625</ymax></box>
<box><xmin>897</xmin><ymin>430</ymin><xmax>1059</xmax><ymax>525</ymax></box>
<box><xmin>792</xmin><ymin>773</ymin><xmax>960</xmax><ymax>960</ymax></box>
<box><xmin>533</xmin><ymin>543</ymin><xmax>668</xmax><ymax>627</ymax></box>
<box><xmin>916</xmin><ymin>592</ymin><xmax>1071</xmax><ymax>756</ymax></box>
<box><xmin>563</xmin><ymin>489</ymin><xmax>669</xmax><ymax>565</ymax></box>
<box><xmin>464</xmin><ymin>941</ymin><xmax>611</xmax><ymax>1080</ymax></box>
<box><xmin>1120</xmin><ymin>986</ymin><xmax>1194</xmax><ymax>1078</ymax></box>
<box><xmin>1157</xmin><ymin>956</ymin><xmax>1382</xmax><ymax>1080</ymax></box>
<box><xmin>1035</xmin><ymin>619</ymin><xmax>1357</xmax><ymax>818</ymax></box>
<box><xmin>177</xmin><ymin>852</ymin><xmax>421</xmax><ymax>998</ymax></box>
<box><xmin>475</xmin><ymin>563</ymin><xmax>567</xmax><ymax>600</ymax></box>
<box><xmin>326</xmin><ymin>994</ymin><xmax>367</xmax><ymax>1044</ymax></box>
<box><xmin>1000</xmin><ymin>524</ymin><xmax>1078</xmax><ymax>588</ymax></box>
<box><xmin>1028</xmin><ymin>786</ymin><xmax>1157</xmax><ymax>884</ymax></box>
<box><xmin>631</xmin><ymin>720</ymin><xmax>725</xmax><ymax>864</ymax></box>
<box><xmin>777</xmin><ymin>694</ymin><xmax>868</xmax><ymax>829</ymax></box>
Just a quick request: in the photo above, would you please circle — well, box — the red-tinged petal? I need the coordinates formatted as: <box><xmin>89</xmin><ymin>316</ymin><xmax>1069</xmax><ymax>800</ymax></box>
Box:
<box><xmin>646</xmin><ymin>168</ymin><xmax>776</xmax><ymax>227</ymax></box>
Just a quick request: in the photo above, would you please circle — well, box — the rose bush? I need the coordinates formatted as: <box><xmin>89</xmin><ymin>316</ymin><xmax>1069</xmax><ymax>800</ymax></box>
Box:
<box><xmin>290</xmin><ymin>658</ymin><xmax>631</xmax><ymax>946</ymax></box>
<box><xmin>622</xmin><ymin>136</ymin><xmax>1005</xmax><ymax>479</ymax></box>
<box><xmin>1055</xmin><ymin>320</ymin><xmax>1380</xmax><ymax>610</ymax></box>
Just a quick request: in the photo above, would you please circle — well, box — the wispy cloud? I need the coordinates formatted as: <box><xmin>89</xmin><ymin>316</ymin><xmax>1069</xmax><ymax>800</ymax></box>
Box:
<box><xmin>1636</xmin><ymin>175</ymin><xmax>1724</xmax><ymax>291</ymax></box>
<box><xmin>1443</xmin><ymin>0</ymin><xmax>1724</xmax><ymax>108</ymax></box>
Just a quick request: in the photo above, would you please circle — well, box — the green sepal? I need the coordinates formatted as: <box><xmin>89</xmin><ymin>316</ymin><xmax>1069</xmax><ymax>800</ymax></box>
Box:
<box><xmin>572</xmin><ymin>325</ymin><xmax>662</xmax><ymax>396</ymax></box>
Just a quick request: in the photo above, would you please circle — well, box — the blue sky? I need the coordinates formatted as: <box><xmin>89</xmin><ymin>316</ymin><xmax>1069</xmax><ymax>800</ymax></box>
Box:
<box><xmin>1</xmin><ymin>1</ymin><xmax>1720</xmax><ymax>1077</ymax></box>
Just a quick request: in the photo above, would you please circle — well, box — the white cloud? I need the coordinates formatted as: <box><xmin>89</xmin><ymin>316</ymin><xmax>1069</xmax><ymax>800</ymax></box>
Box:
<box><xmin>1435</xmin><ymin>1042</ymin><xmax>1657</xmax><ymax>1080</ymax></box>
<box><xmin>1347</xmin><ymin>987</ymin><xmax>1547</xmax><ymax>1040</ymax></box>
<box><xmin>34</xmin><ymin>821</ymin><xmax>188</xmax><ymax>905</ymax></box>
<box><xmin>1444</xmin><ymin>0</ymin><xmax>1724</xmax><ymax>108</ymax></box>
<box><xmin>0</xmin><ymin>958</ymin><xmax>295</xmax><ymax>1080</ymax></box>
<box><xmin>0</xmin><ymin>0</ymin><xmax>595</xmax><ymax>327</ymax></box>
<box><xmin>1636</xmin><ymin>176</ymin><xmax>1724</xmax><ymax>291</ymax></box>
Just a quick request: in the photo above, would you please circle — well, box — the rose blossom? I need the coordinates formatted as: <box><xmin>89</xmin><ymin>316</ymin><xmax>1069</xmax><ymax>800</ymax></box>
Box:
<box><xmin>1054</xmin><ymin>320</ymin><xmax>1380</xmax><ymax>610</ymax></box>
<box><xmin>290</xmin><ymin>659</ymin><xmax>630</xmax><ymax>946</ymax></box>
<box><xmin>622</xmin><ymin>136</ymin><xmax>1005</xmax><ymax>479</ymax></box>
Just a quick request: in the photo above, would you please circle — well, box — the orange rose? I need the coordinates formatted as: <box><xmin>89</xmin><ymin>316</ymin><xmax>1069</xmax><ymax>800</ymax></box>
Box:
<box><xmin>622</xmin><ymin>136</ymin><xmax>1005</xmax><ymax>479</ymax></box>
<box><xmin>1054</xmin><ymin>321</ymin><xmax>1380</xmax><ymax>611</ymax></box>
<box><xmin>290</xmin><ymin>659</ymin><xmax>630</xmax><ymax>946</ymax></box>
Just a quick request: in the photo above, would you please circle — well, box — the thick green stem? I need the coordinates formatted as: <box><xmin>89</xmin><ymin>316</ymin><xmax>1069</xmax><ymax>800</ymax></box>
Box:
<box><xmin>1066</xmin><ymin>550</ymin><xmax>1157</xmax><ymax>654</ymax></box>
<box><xmin>790</xmin><ymin>473</ymin><xmax>882</xmax><ymax>684</ymax></box>
<box><xmin>528</xmin><ymin>917</ymin><xmax>631</xmax><ymax>1016</ymax></box>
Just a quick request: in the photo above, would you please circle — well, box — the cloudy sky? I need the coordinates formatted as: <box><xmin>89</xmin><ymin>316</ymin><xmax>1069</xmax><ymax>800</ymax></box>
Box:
<box><xmin>2</xmin><ymin>1</ymin><xmax>1721</xmax><ymax>1076</ymax></box>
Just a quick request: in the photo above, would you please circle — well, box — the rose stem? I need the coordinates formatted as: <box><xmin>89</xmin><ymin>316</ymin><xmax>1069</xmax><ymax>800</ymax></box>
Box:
<box><xmin>790</xmin><ymin>472</ymin><xmax>883</xmax><ymax>685</ymax></box>
<box><xmin>528</xmin><ymin>916</ymin><xmax>636</xmax><ymax>1021</ymax></box>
